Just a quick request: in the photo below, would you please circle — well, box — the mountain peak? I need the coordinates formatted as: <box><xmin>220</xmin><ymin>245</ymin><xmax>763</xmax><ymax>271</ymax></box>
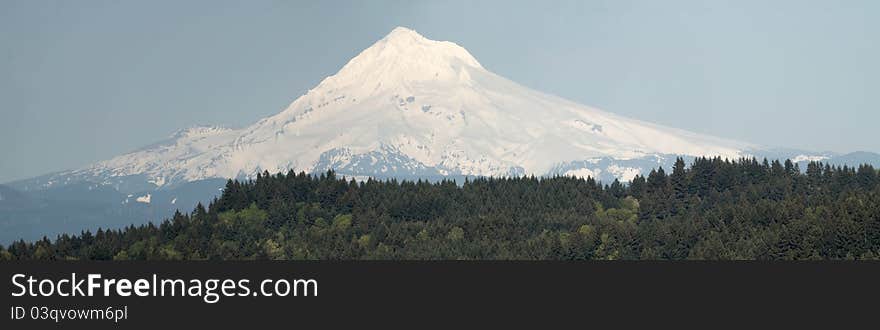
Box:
<box><xmin>308</xmin><ymin>27</ymin><xmax>484</xmax><ymax>95</ymax></box>
<box><xmin>367</xmin><ymin>26</ymin><xmax>482</xmax><ymax>69</ymax></box>
<box><xmin>382</xmin><ymin>26</ymin><xmax>426</xmax><ymax>44</ymax></box>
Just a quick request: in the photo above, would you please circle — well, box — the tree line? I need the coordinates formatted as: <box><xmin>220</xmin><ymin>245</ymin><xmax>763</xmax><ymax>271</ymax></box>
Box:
<box><xmin>2</xmin><ymin>157</ymin><xmax>879</xmax><ymax>260</ymax></box>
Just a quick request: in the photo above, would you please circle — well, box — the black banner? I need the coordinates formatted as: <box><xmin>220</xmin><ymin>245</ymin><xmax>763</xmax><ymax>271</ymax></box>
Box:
<box><xmin>1</xmin><ymin>262</ymin><xmax>876</xmax><ymax>328</ymax></box>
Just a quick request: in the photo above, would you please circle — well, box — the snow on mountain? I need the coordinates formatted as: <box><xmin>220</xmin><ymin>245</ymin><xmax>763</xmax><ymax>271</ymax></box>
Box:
<box><xmin>136</xmin><ymin>194</ymin><xmax>151</xmax><ymax>204</ymax></box>
<box><xmin>791</xmin><ymin>154</ymin><xmax>830</xmax><ymax>163</ymax></box>
<box><xmin>17</xmin><ymin>27</ymin><xmax>760</xmax><ymax>190</ymax></box>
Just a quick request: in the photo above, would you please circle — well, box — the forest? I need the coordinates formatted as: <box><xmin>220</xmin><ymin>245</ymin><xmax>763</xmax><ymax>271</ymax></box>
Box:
<box><xmin>2</xmin><ymin>157</ymin><xmax>879</xmax><ymax>260</ymax></box>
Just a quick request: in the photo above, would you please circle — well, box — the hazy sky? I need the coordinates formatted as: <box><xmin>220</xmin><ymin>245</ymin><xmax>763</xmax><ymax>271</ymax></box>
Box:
<box><xmin>2</xmin><ymin>0</ymin><xmax>878</xmax><ymax>183</ymax></box>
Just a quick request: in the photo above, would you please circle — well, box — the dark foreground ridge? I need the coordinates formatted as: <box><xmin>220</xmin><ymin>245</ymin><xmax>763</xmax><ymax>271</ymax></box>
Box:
<box><xmin>3</xmin><ymin>157</ymin><xmax>879</xmax><ymax>260</ymax></box>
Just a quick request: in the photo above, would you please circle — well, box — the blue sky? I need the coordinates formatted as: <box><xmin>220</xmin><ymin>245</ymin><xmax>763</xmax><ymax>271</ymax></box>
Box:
<box><xmin>2</xmin><ymin>0</ymin><xmax>878</xmax><ymax>183</ymax></box>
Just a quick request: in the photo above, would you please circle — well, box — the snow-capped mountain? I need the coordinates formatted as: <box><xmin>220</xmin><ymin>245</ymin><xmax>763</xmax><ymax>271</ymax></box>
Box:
<box><xmin>10</xmin><ymin>27</ymin><xmax>880</xmax><ymax>196</ymax></box>
<box><xmin>16</xmin><ymin>27</ymin><xmax>761</xmax><ymax>192</ymax></box>
<box><xmin>5</xmin><ymin>26</ymin><xmax>880</xmax><ymax>244</ymax></box>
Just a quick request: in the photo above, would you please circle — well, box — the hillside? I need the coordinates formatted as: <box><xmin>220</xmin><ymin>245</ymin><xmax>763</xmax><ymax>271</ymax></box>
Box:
<box><xmin>4</xmin><ymin>158</ymin><xmax>879</xmax><ymax>260</ymax></box>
